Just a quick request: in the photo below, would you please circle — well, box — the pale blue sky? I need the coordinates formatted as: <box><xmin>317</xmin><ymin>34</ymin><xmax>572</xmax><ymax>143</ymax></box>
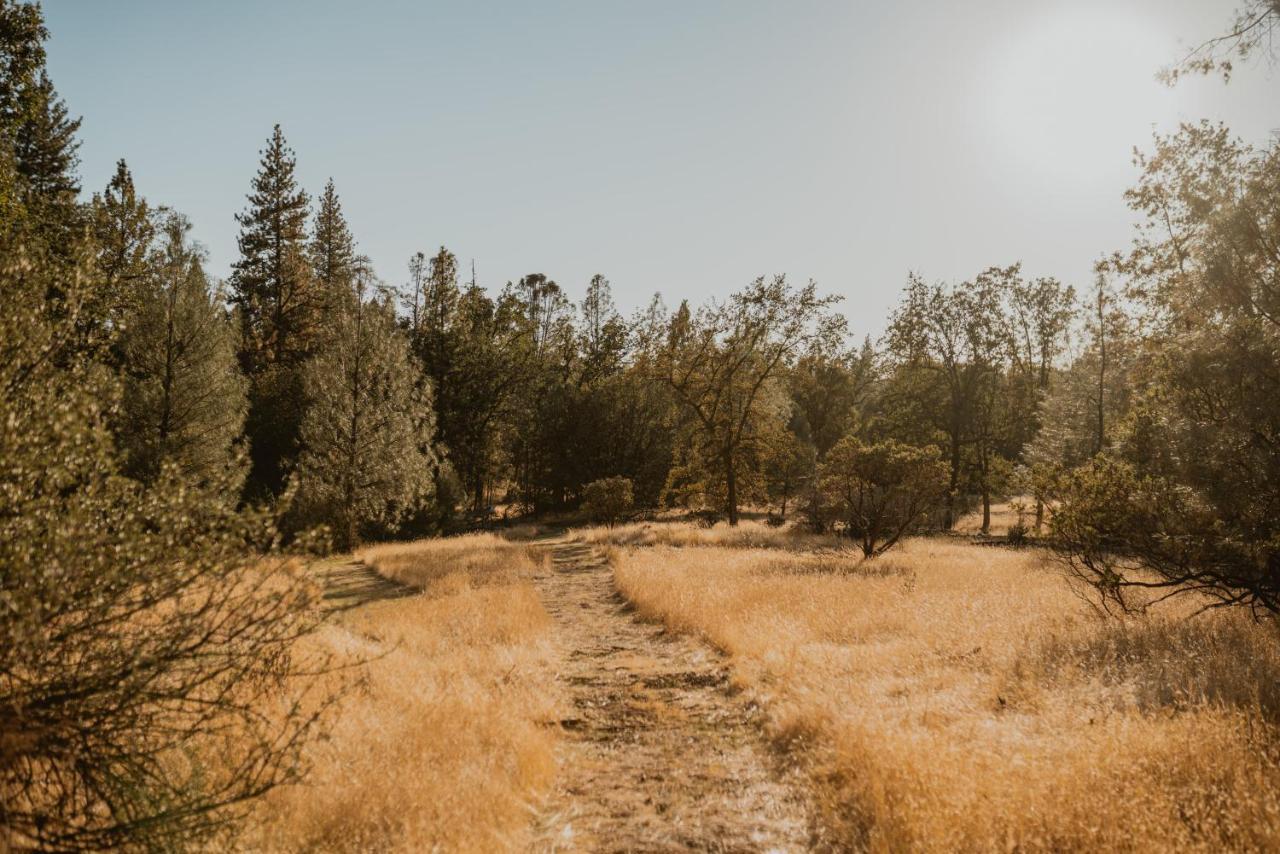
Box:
<box><xmin>44</xmin><ymin>1</ymin><xmax>1280</xmax><ymax>338</ymax></box>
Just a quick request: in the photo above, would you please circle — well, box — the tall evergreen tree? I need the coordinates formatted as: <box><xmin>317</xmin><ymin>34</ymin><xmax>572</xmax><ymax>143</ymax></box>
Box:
<box><xmin>230</xmin><ymin>124</ymin><xmax>316</xmax><ymax>371</ymax></box>
<box><xmin>295</xmin><ymin>269</ymin><xmax>437</xmax><ymax>549</ymax></box>
<box><xmin>309</xmin><ymin>177</ymin><xmax>356</xmax><ymax>309</ymax></box>
<box><xmin>230</xmin><ymin>125</ymin><xmax>316</xmax><ymax>497</ymax></box>
<box><xmin>90</xmin><ymin>159</ymin><xmax>153</xmax><ymax>343</ymax></box>
<box><xmin>116</xmin><ymin>213</ymin><xmax>248</xmax><ymax>488</ymax></box>
<box><xmin>13</xmin><ymin>71</ymin><xmax>80</xmax><ymax>255</ymax></box>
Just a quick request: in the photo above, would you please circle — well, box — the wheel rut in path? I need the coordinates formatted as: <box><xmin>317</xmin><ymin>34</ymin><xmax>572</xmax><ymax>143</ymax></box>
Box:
<box><xmin>531</xmin><ymin>539</ymin><xmax>813</xmax><ymax>853</ymax></box>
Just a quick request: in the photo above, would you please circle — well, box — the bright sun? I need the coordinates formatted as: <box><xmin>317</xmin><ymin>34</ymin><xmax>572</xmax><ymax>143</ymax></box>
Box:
<box><xmin>978</xmin><ymin>6</ymin><xmax>1181</xmax><ymax>189</ymax></box>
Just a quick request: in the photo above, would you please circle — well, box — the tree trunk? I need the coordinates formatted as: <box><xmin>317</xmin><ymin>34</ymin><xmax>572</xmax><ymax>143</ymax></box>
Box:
<box><xmin>724</xmin><ymin>449</ymin><xmax>739</xmax><ymax>526</ymax></box>
<box><xmin>945</xmin><ymin>435</ymin><xmax>961</xmax><ymax>529</ymax></box>
<box><xmin>1034</xmin><ymin>498</ymin><xmax>1045</xmax><ymax>533</ymax></box>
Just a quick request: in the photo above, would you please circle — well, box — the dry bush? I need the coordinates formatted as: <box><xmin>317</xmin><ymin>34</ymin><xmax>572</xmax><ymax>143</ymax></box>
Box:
<box><xmin>575</xmin><ymin>519</ymin><xmax>844</xmax><ymax>552</ymax></box>
<box><xmin>612</xmin><ymin>539</ymin><xmax>1280</xmax><ymax>851</ymax></box>
<box><xmin>242</xmin><ymin>535</ymin><xmax>558</xmax><ymax>852</ymax></box>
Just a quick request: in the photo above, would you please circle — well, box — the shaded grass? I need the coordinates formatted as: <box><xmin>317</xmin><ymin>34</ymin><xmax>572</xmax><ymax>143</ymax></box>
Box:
<box><xmin>612</xmin><ymin>537</ymin><xmax>1280</xmax><ymax>851</ymax></box>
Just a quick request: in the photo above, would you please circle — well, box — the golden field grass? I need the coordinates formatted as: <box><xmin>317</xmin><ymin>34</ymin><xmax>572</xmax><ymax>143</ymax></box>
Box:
<box><xmin>608</xmin><ymin>531</ymin><xmax>1280</xmax><ymax>851</ymax></box>
<box><xmin>241</xmin><ymin>534</ymin><xmax>559</xmax><ymax>853</ymax></box>
<box><xmin>578</xmin><ymin>518</ymin><xmax>843</xmax><ymax>551</ymax></box>
<box><xmin>954</xmin><ymin>499</ymin><xmax>1030</xmax><ymax>536</ymax></box>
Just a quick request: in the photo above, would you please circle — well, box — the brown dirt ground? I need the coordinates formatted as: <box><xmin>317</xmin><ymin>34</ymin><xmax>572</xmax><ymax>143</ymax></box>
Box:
<box><xmin>529</xmin><ymin>538</ymin><xmax>815</xmax><ymax>853</ymax></box>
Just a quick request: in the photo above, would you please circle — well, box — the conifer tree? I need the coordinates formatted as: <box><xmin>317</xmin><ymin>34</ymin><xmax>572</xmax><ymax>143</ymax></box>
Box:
<box><xmin>117</xmin><ymin>212</ymin><xmax>248</xmax><ymax>488</ymax></box>
<box><xmin>295</xmin><ymin>268</ymin><xmax>437</xmax><ymax>549</ymax></box>
<box><xmin>309</xmin><ymin>178</ymin><xmax>356</xmax><ymax>309</ymax></box>
<box><xmin>230</xmin><ymin>124</ymin><xmax>316</xmax><ymax>370</ymax></box>
<box><xmin>230</xmin><ymin>125</ymin><xmax>316</xmax><ymax>497</ymax></box>
<box><xmin>13</xmin><ymin>71</ymin><xmax>80</xmax><ymax>255</ymax></box>
<box><xmin>90</xmin><ymin>159</ymin><xmax>153</xmax><ymax>340</ymax></box>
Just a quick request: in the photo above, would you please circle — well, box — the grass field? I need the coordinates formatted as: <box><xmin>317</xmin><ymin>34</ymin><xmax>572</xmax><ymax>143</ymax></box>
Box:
<box><xmin>242</xmin><ymin>535</ymin><xmax>559</xmax><ymax>853</ymax></box>
<box><xmin>606</xmin><ymin>529</ymin><xmax>1280</xmax><ymax>851</ymax></box>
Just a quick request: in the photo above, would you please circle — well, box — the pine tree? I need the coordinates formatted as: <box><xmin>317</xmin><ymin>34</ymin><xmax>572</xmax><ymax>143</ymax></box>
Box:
<box><xmin>117</xmin><ymin>212</ymin><xmax>248</xmax><ymax>488</ymax></box>
<box><xmin>295</xmin><ymin>269</ymin><xmax>437</xmax><ymax>549</ymax></box>
<box><xmin>91</xmin><ymin>159</ymin><xmax>153</xmax><ymax>340</ymax></box>
<box><xmin>309</xmin><ymin>178</ymin><xmax>356</xmax><ymax>310</ymax></box>
<box><xmin>13</xmin><ymin>71</ymin><xmax>80</xmax><ymax>255</ymax></box>
<box><xmin>230</xmin><ymin>124</ymin><xmax>316</xmax><ymax>371</ymax></box>
<box><xmin>230</xmin><ymin>125</ymin><xmax>316</xmax><ymax>498</ymax></box>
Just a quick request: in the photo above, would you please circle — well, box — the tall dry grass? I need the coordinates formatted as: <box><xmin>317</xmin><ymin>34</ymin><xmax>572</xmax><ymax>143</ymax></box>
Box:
<box><xmin>241</xmin><ymin>534</ymin><xmax>558</xmax><ymax>853</ymax></box>
<box><xmin>612</xmin><ymin>538</ymin><xmax>1280</xmax><ymax>851</ymax></box>
<box><xmin>577</xmin><ymin>519</ymin><xmax>843</xmax><ymax>551</ymax></box>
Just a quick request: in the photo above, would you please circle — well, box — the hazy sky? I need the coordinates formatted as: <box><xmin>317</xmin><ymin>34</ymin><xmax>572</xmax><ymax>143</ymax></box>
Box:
<box><xmin>44</xmin><ymin>1</ymin><xmax>1280</xmax><ymax>339</ymax></box>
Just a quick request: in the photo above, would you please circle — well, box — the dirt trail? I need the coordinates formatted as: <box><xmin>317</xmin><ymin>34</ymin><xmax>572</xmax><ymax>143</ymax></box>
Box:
<box><xmin>531</xmin><ymin>539</ymin><xmax>813</xmax><ymax>853</ymax></box>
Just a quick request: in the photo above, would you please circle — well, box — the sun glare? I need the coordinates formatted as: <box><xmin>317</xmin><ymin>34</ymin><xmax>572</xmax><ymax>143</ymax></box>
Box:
<box><xmin>978</xmin><ymin>6</ymin><xmax>1180</xmax><ymax>188</ymax></box>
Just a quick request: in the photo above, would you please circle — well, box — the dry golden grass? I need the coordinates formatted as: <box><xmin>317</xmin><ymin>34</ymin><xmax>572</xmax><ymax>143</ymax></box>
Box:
<box><xmin>954</xmin><ymin>498</ymin><xmax>1031</xmax><ymax>536</ymax></box>
<box><xmin>577</xmin><ymin>518</ymin><xmax>843</xmax><ymax>551</ymax></box>
<box><xmin>358</xmin><ymin>531</ymin><xmax>541</xmax><ymax>590</ymax></box>
<box><xmin>612</xmin><ymin>538</ymin><xmax>1280</xmax><ymax>851</ymax></box>
<box><xmin>242</xmin><ymin>535</ymin><xmax>558</xmax><ymax>853</ymax></box>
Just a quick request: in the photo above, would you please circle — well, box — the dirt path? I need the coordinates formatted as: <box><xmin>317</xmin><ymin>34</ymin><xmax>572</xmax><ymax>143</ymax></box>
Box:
<box><xmin>531</xmin><ymin>539</ymin><xmax>813</xmax><ymax>853</ymax></box>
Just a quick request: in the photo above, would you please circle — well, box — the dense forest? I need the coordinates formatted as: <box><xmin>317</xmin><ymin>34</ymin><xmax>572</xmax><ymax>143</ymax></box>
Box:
<box><xmin>2</xmin><ymin>0</ymin><xmax>1279</xmax><ymax>849</ymax></box>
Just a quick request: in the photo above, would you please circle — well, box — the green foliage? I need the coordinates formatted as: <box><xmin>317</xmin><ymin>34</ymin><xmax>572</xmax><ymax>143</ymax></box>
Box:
<box><xmin>1054</xmin><ymin>124</ymin><xmax>1280</xmax><ymax>613</ymax></box>
<box><xmin>819</xmin><ymin>437</ymin><xmax>949</xmax><ymax>557</ymax></box>
<box><xmin>642</xmin><ymin>275</ymin><xmax>844</xmax><ymax>525</ymax></box>
<box><xmin>294</xmin><ymin>275</ymin><xmax>437</xmax><ymax>550</ymax></box>
<box><xmin>230</xmin><ymin>125</ymin><xmax>319</xmax><ymax>498</ymax></box>
<box><xmin>309</xmin><ymin>178</ymin><xmax>357</xmax><ymax>309</ymax></box>
<box><xmin>884</xmin><ymin>264</ymin><xmax>1069</xmax><ymax>531</ymax></box>
<box><xmin>115</xmin><ymin>213</ymin><xmax>248</xmax><ymax>487</ymax></box>
<box><xmin>582</xmin><ymin>476</ymin><xmax>634</xmax><ymax>528</ymax></box>
<box><xmin>0</xmin><ymin>249</ymin><xmax>329</xmax><ymax>851</ymax></box>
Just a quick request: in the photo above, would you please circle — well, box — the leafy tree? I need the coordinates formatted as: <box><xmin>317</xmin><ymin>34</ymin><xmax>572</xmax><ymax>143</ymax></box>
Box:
<box><xmin>116</xmin><ymin>212</ymin><xmax>248</xmax><ymax>487</ymax></box>
<box><xmin>579</xmin><ymin>273</ymin><xmax>628</xmax><ymax>383</ymax></box>
<box><xmin>294</xmin><ymin>269</ymin><xmax>437</xmax><ymax>549</ymax></box>
<box><xmin>764</xmin><ymin>427</ymin><xmax>813</xmax><ymax>518</ymax></box>
<box><xmin>643</xmin><ymin>276</ymin><xmax>843</xmax><ymax>525</ymax></box>
<box><xmin>819</xmin><ymin>437</ymin><xmax>948</xmax><ymax>557</ymax></box>
<box><xmin>582</xmin><ymin>476</ymin><xmax>634</xmax><ymax>528</ymax></box>
<box><xmin>230</xmin><ymin>125</ymin><xmax>317</xmax><ymax>497</ymax></box>
<box><xmin>787</xmin><ymin>339</ymin><xmax>878</xmax><ymax>458</ymax></box>
<box><xmin>1055</xmin><ymin>123</ymin><xmax>1280</xmax><ymax>613</ymax></box>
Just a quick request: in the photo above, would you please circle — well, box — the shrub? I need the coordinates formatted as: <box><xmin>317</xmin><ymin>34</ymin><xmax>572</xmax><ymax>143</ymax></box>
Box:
<box><xmin>819</xmin><ymin>437</ymin><xmax>949</xmax><ymax>557</ymax></box>
<box><xmin>581</xmin><ymin>476</ymin><xmax>634</xmax><ymax>528</ymax></box>
<box><xmin>1</xmin><ymin>254</ymin><xmax>333</xmax><ymax>850</ymax></box>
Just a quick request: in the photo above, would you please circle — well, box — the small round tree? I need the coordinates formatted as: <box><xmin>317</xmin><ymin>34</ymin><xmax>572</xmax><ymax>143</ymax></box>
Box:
<box><xmin>582</xmin><ymin>476</ymin><xmax>634</xmax><ymax>528</ymax></box>
<box><xmin>819</xmin><ymin>437</ymin><xmax>949</xmax><ymax>557</ymax></box>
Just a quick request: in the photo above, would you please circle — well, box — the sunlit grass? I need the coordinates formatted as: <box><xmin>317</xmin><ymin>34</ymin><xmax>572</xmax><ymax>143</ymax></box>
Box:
<box><xmin>612</xmin><ymin>537</ymin><xmax>1280</xmax><ymax>851</ymax></box>
<box><xmin>243</xmin><ymin>534</ymin><xmax>558</xmax><ymax>852</ymax></box>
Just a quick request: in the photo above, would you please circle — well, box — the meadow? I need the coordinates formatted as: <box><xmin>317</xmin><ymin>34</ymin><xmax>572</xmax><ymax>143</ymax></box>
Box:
<box><xmin>242</xmin><ymin>534</ymin><xmax>561</xmax><ymax>853</ymax></box>
<box><xmin>603</xmin><ymin>526</ymin><xmax>1280</xmax><ymax>851</ymax></box>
